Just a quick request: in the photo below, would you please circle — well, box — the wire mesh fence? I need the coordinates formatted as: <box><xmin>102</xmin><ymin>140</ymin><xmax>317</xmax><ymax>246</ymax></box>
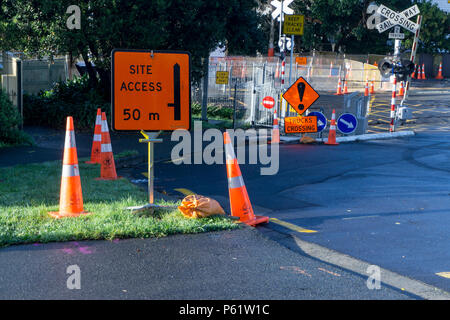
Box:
<box><xmin>192</xmin><ymin>53</ymin><xmax>383</xmax><ymax>137</ymax></box>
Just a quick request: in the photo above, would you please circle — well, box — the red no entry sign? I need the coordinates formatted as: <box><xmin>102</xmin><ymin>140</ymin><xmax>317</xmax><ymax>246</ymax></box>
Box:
<box><xmin>262</xmin><ymin>96</ymin><xmax>275</xmax><ymax>109</ymax></box>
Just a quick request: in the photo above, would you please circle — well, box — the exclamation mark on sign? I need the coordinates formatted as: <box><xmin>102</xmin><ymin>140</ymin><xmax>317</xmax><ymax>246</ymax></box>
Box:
<box><xmin>168</xmin><ymin>63</ymin><xmax>181</xmax><ymax>120</ymax></box>
<box><xmin>297</xmin><ymin>82</ymin><xmax>306</xmax><ymax>112</ymax></box>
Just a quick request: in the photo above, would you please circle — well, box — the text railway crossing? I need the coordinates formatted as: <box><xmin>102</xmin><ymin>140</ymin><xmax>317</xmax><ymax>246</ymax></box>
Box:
<box><xmin>376</xmin><ymin>4</ymin><xmax>419</xmax><ymax>33</ymax></box>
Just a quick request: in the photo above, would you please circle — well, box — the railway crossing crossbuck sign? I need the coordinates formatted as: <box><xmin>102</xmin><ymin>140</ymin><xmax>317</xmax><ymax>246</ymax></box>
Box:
<box><xmin>375</xmin><ymin>4</ymin><xmax>420</xmax><ymax>33</ymax></box>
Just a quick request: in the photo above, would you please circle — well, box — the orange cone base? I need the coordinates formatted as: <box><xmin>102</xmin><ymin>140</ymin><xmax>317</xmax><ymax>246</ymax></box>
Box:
<box><xmin>324</xmin><ymin>141</ymin><xmax>339</xmax><ymax>145</ymax></box>
<box><xmin>48</xmin><ymin>211</ymin><xmax>90</xmax><ymax>219</ymax></box>
<box><xmin>240</xmin><ymin>215</ymin><xmax>269</xmax><ymax>226</ymax></box>
<box><xmin>436</xmin><ymin>75</ymin><xmax>444</xmax><ymax>80</ymax></box>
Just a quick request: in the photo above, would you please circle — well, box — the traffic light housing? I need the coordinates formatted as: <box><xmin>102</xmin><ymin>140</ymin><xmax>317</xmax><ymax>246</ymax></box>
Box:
<box><xmin>377</xmin><ymin>58</ymin><xmax>415</xmax><ymax>81</ymax></box>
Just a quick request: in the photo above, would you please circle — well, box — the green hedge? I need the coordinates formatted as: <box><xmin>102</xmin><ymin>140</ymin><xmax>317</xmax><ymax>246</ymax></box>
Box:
<box><xmin>0</xmin><ymin>89</ymin><xmax>32</xmax><ymax>146</ymax></box>
<box><xmin>23</xmin><ymin>76</ymin><xmax>109</xmax><ymax>130</ymax></box>
<box><xmin>192</xmin><ymin>102</ymin><xmax>235</xmax><ymax>120</ymax></box>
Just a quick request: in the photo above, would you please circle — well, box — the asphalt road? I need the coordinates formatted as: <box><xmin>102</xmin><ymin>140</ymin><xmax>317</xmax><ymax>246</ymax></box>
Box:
<box><xmin>1</xmin><ymin>80</ymin><xmax>449</xmax><ymax>300</ymax></box>
<box><xmin>121</xmin><ymin>84</ymin><xmax>450</xmax><ymax>295</ymax></box>
<box><xmin>0</xmin><ymin>228</ymin><xmax>419</xmax><ymax>300</ymax></box>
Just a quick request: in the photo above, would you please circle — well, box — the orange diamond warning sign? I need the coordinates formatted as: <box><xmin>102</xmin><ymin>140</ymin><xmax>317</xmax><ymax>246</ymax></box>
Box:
<box><xmin>282</xmin><ymin>76</ymin><xmax>319</xmax><ymax>115</ymax></box>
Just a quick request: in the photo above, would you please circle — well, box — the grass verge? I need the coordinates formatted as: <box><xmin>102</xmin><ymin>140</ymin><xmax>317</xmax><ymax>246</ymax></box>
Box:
<box><xmin>0</xmin><ymin>160</ymin><xmax>238</xmax><ymax>247</ymax></box>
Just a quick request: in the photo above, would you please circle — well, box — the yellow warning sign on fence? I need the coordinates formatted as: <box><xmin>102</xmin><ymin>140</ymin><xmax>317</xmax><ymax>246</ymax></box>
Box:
<box><xmin>216</xmin><ymin>71</ymin><xmax>229</xmax><ymax>85</ymax></box>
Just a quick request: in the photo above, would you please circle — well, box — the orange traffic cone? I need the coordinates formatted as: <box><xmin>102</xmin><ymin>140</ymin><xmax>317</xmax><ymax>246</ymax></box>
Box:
<box><xmin>85</xmin><ymin>108</ymin><xmax>102</xmax><ymax>164</ymax></box>
<box><xmin>369</xmin><ymin>81</ymin><xmax>375</xmax><ymax>94</ymax></box>
<box><xmin>421</xmin><ymin>63</ymin><xmax>426</xmax><ymax>80</ymax></box>
<box><xmin>436</xmin><ymin>62</ymin><xmax>444</xmax><ymax>80</ymax></box>
<box><xmin>335</xmin><ymin>79</ymin><xmax>343</xmax><ymax>95</ymax></box>
<box><xmin>223</xmin><ymin>132</ymin><xmax>269</xmax><ymax>226</ymax></box>
<box><xmin>364</xmin><ymin>79</ymin><xmax>369</xmax><ymax>97</ymax></box>
<box><xmin>398</xmin><ymin>81</ymin><xmax>404</xmax><ymax>97</ymax></box>
<box><xmin>324</xmin><ymin>109</ymin><xmax>339</xmax><ymax>145</ymax></box>
<box><xmin>96</xmin><ymin>112</ymin><xmax>118</xmax><ymax>180</ymax></box>
<box><xmin>241</xmin><ymin>64</ymin><xmax>246</xmax><ymax>79</ymax></box>
<box><xmin>271</xmin><ymin>109</ymin><xmax>280</xmax><ymax>144</ymax></box>
<box><xmin>343</xmin><ymin>80</ymin><xmax>349</xmax><ymax>94</ymax></box>
<box><xmin>49</xmin><ymin>117</ymin><xmax>89</xmax><ymax>218</ymax></box>
<box><xmin>411</xmin><ymin>64</ymin><xmax>417</xmax><ymax>79</ymax></box>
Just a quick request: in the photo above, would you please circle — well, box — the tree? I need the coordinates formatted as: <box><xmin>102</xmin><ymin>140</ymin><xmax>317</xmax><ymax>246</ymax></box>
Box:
<box><xmin>260</xmin><ymin>0</ymin><xmax>449</xmax><ymax>55</ymax></box>
<box><xmin>0</xmin><ymin>0</ymin><xmax>265</xmax><ymax>98</ymax></box>
<box><xmin>412</xmin><ymin>0</ymin><xmax>450</xmax><ymax>53</ymax></box>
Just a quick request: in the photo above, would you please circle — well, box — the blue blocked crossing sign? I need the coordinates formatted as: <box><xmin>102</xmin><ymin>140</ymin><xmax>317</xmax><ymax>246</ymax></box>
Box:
<box><xmin>308</xmin><ymin>111</ymin><xmax>327</xmax><ymax>132</ymax></box>
<box><xmin>337</xmin><ymin>113</ymin><xmax>357</xmax><ymax>134</ymax></box>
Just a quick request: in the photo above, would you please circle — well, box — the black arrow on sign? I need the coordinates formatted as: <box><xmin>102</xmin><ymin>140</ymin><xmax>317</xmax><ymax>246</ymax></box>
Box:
<box><xmin>168</xmin><ymin>63</ymin><xmax>181</xmax><ymax>121</ymax></box>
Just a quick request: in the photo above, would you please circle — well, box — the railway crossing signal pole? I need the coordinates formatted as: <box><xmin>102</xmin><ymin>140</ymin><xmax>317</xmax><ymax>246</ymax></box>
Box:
<box><xmin>374</xmin><ymin>4</ymin><xmax>420</xmax><ymax>132</ymax></box>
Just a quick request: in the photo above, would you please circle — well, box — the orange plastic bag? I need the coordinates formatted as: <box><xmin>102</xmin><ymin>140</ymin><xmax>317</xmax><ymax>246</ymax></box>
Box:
<box><xmin>178</xmin><ymin>195</ymin><xmax>226</xmax><ymax>219</ymax></box>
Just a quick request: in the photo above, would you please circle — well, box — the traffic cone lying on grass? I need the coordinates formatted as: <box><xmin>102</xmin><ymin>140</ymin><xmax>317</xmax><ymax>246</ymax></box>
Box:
<box><xmin>324</xmin><ymin>109</ymin><xmax>339</xmax><ymax>145</ymax></box>
<box><xmin>223</xmin><ymin>132</ymin><xmax>269</xmax><ymax>226</ymax></box>
<box><xmin>96</xmin><ymin>112</ymin><xmax>118</xmax><ymax>180</ymax></box>
<box><xmin>49</xmin><ymin>117</ymin><xmax>89</xmax><ymax>219</ymax></box>
<box><xmin>85</xmin><ymin>108</ymin><xmax>102</xmax><ymax>164</ymax></box>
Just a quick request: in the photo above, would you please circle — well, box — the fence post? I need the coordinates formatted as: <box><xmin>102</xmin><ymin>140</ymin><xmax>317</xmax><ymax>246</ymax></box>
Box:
<box><xmin>233</xmin><ymin>82</ymin><xmax>237</xmax><ymax>130</ymax></box>
<box><xmin>201</xmin><ymin>59</ymin><xmax>209</xmax><ymax>121</ymax></box>
<box><xmin>16</xmin><ymin>59</ymin><xmax>23</xmax><ymax>130</ymax></box>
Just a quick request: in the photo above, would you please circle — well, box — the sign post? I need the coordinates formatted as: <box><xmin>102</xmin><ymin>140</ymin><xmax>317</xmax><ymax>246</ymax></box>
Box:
<box><xmin>283</xmin><ymin>14</ymin><xmax>304</xmax><ymax>114</ymax></box>
<box><xmin>271</xmin><ymin>0</ymin><xmax>294</xmax><ymax>128</ymax></box>
<box><xmin>112</xmin><ymin>49</ymin><xmax>191</xmax><ymax>213</ymax></box>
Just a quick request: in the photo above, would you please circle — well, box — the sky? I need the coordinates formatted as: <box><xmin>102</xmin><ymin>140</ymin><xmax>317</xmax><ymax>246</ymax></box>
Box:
<box><xmin>431</xmin><ymin>0</ymin><xmax>450</xmax><ymax>12</ymax></box>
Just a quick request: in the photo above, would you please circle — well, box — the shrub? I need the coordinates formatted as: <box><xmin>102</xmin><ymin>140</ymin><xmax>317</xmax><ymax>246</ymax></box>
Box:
<box><xmin>192</xmin><ymin>102</ymin><xmax>235</xmax><ymax>120</ymax></box>
<box><xmin>0</xmin><ymin>89</ymin><xmax>33</xmax><ymax>146</ymax></box>
<box><xmin>23</xmin><ymin>75</ymin><xmax>110</xmax><ymax>130</ymax></box>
